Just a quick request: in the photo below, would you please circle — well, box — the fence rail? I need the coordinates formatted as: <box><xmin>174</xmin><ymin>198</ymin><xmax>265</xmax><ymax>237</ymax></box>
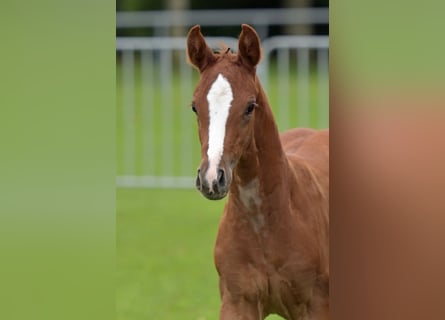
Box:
<box><xmin>116</xmin><ymin>35</ymin><xmax>328</xmax><ymax>188</ymax></box>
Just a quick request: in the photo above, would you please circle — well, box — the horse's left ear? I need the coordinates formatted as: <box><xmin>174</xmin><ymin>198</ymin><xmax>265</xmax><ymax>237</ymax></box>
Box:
<box><xmin>238</xmin><ymin>24</ymin><xmax>262</xmax><ymax>70</ymax></box>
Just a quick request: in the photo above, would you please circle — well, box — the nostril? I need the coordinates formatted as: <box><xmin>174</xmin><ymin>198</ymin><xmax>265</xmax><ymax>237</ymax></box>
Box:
<box><xmin>217</xmin><ymin>169</ymin><xmax>225</xmax><ymax>187</ymax></box>
<box><xmin>196</xmin><ymin>169</ymin><xmax>201</xmax><ymax>189</ymax></box>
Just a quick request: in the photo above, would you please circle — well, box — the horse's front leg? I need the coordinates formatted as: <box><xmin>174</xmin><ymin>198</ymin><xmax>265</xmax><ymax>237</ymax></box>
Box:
<box><xmin>219</xmin><ymin>295</ymin><xmax>264</xmax><ymax>320</ymax></box>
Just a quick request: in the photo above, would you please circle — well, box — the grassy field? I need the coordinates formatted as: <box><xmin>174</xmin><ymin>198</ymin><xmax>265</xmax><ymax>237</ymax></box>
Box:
<box><xmin>117</xmin><ymin>188</ymin><xmax>285</xmax><ymax>319</ymax></box>
<box><xmin>117</xmin><ymin>188</ymin><xmax>221</xmax><ymax>319</ymax></box>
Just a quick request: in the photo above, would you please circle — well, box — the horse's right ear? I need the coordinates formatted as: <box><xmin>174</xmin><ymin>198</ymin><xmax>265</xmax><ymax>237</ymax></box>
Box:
<box><xmin>238</xmin><ymin>24</ymin><xmax>262</xmax><ymax>70</ymax></box>
<box><xmin>187</xmin><ymin>25</ymin><xmax>216</xmax><ymax>72</ymax></box>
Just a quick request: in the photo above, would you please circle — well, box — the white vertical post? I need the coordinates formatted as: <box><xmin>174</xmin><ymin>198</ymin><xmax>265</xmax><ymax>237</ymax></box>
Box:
<box><xmin>317</xmin><ymin>48</ymin><xmax>329</xmax><ymax>129</ymax></box>
<box><xmin>141</xmin><ymin>50</ymin><xmax>154</xmax><ymax>176</ymax></box>
<box><xmin>257</xmin><ymin>50</ymin><xmax>269</xmax><ymax>92</ymax></box>
<box><xmin>179</xmin><ymin>50</ymin><xmax>194</xmax><ymax>179</ymax></box>
<box><xmin>122</xmin><ymin>50</ymin><xmax>135</xmax><ymax>175</ymax></box>
<box><xmin>278</xmin><ymin>48</ymin><xmax>290</xmax><ymax>131</ymax></box>
<box><xmin>160</xmin><ymin>49</ymin><xmax>173</xmax><ymax>182</ymax></box>
<box><xmin>297</xmin><ymin>48</ymin><xmax>310</xmax><ymax>127</ymax></box>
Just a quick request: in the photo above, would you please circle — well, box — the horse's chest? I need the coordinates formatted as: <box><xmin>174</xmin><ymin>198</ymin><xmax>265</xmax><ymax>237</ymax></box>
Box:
<box><xmin>216</xmin><ymin>214</ymin><xmax>317</xmax><ymax>315</ymax></box>
<box><xmin>238</xmin><ymin>178</ymin><xmax>261</xmax><ymax>208</ymax></box>
<box><xmin>218</xmin><ymin>181</ymin><xmax>315</xmax><ymax>315</ymax></box>
<box><xmin>219</xmin><ymin>255</ymin><xmax>313</xmax><ymax>317</ymax></box>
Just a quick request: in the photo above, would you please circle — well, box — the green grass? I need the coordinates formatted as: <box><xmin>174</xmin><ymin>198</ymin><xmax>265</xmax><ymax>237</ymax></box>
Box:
<box><xmin>117</xmin><ymin>188</ymin><xmax>285</xmax><ymax>320</ymax></box>
<box><xmin>117</xmin><ymin>188</ymin><xmax>222</xmax><ymax>319</ymax></box>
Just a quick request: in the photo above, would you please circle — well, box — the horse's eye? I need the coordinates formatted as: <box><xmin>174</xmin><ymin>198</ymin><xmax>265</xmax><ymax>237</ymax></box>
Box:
<box><xmin>245</xmin><ymin>102</ymin><xmax>256</xmax><ymax>115</ymax></box>
<box><xmin>191</xmin><ymin>103</ymin><xmax>197</xmax><ymax>114</ymax></box>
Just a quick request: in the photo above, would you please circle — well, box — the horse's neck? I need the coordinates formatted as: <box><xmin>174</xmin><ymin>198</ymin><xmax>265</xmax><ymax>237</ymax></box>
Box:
<box><xmin>232</xmin><ymin>82</ymin><xmax>288</xmax><ymax>193</ymax></box>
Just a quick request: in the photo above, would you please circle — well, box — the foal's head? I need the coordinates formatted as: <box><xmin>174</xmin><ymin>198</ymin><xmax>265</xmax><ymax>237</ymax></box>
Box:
<box><xmin>187</xmin><ymin>24</ymin><xmax>262</xmax><ymax>200</ymax></box>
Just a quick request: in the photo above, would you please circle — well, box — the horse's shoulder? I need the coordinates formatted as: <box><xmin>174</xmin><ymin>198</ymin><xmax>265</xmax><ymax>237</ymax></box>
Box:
<box><xmin>282</xmin><ymin>128</ymin><xmax>329</xmax><ymax>188</ymax></box>
<box><xmin>280</xmin><ymin>128</ymin><xmax>316</xmax><ymax>151</ymax></box>
<box><xmin>281</xmin><ymin>128</ymin><xmax>329</xmax><ymax>154</ymax></box>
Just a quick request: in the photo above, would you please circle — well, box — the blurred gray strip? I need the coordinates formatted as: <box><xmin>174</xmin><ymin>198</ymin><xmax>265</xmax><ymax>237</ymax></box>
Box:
<box><xmin>141</xmin><ymin>51</ymin><xmax>154</xmax><ymax>175</ymax></box>
<box><xmin>297</xmin><ymin>48</ymin><xmax>310</xmax><ymax>128</ymax></box>
<box><xmin>179</xmin><ymin>50</ymin><xmax>194</xmax><ymax>177</ymax></box>
<box><xmin>160</xmin><ymin>50</ymin><xmax>173</xmax><ymax>176</ymax></box>
<box><xmin>317</xmin><ymin>48</ymin><xmax>329</xmax><ymax>129</ymax></box>
<box><xmin>122</xmin><ymin>50</ymin><xmax>135</xmax><ymax>175</ymax></box>
<box><xmin>116</xmin><ymin>37</ymin><xmax>238</xmax><ymax>51</ymax></box>
<box><xmin>116</xmin><ymin>175</ymin><xmax>195</xmax><ymax>188</ymax></box>
<box><xmin>117</xmin><ymin>8</ymin><xmax>328</xmax><ymax>28</ymax></box>
<box><xmin>278</xmin><ymin>48</ymin><xmax>290</xmax><ymax>130</ymax></box>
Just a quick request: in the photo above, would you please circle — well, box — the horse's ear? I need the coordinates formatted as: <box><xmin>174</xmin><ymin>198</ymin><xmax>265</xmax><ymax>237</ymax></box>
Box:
<box><xmin>187</xmin><ymin>25</ymin><xmax>216</xmax><ymax>72</ymax></box>
<box><xmin>238</xmin><ymin>24</ymin><xmax>262</xmax><ymax>70</ymax></box>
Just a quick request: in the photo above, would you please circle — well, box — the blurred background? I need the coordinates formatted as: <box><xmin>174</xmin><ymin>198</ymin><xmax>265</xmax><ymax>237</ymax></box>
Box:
<box><xmin>116</xmin><ymin>1</ymin><xmax>328</xmax><ymax>320</ymax></box>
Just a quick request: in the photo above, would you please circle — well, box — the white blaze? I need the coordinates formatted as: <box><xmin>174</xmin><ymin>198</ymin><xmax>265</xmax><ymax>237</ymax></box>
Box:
<box><xmin>205</xmin><ymin>73</ymin><xmax>233</xmax><ymax>184</ymax></box>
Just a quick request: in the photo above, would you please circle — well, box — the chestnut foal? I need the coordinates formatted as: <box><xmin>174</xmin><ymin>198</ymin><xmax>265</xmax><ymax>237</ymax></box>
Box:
<box><xmin>187</xmin><ymin>24</ymin><xmax>329</xmax><ymax>320</ymax></box>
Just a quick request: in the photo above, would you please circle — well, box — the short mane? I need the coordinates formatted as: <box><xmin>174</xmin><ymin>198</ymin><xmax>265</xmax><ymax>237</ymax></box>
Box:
<box><xmin>213</xmin><ymin>43</ymin><xmax>235</xmax><ymax>57</ymax></box>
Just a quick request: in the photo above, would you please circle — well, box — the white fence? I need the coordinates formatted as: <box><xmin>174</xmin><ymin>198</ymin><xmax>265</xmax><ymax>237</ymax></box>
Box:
<box><xmin>116</xmin><ymin>8</ymin><xmax>328</xmax><ymax>188</ymax></box>
<box><xmin>116</xmin><ymin>35</ymin><xmax>328</xmax><ymax>188</ymax></box>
